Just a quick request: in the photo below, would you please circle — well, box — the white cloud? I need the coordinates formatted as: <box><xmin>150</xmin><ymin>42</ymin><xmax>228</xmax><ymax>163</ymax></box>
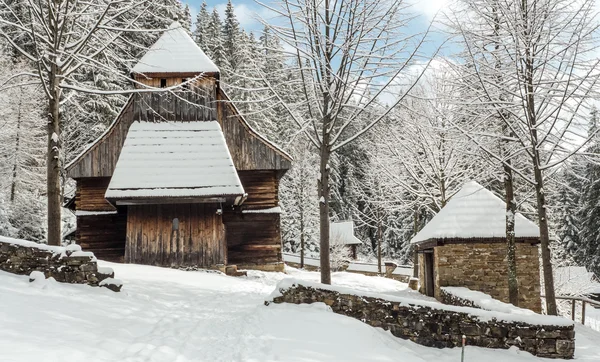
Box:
<box><xmin>214</xmin><ymin>2</ymin><xmax>275</xmax><ymax>30</ymax></box>
<box><xmin>410</xmin><ymin>0</ymin><xmax>450</xmax><ymax>20</ymax></box>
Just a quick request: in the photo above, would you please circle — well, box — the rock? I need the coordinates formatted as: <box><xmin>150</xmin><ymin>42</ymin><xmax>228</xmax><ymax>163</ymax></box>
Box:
<box><xmin>1</xmin><ymin>239</ymin><xmax>122</xmax><ymax>291</ymax></box>
<box><xmin>408</xmin><ymin>278</ymin><xmax>419</xmax><ymax>291</ymax></box>
<box><xmin>99</xmin><ymin>278</ymin><xmax>123</xmax><ymax>292</ymax></box>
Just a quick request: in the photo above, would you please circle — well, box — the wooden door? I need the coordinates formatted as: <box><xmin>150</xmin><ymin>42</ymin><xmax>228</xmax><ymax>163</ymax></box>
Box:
<box><xmin>424</xmin><ymin>251</ymin><xmax>435</xmax><ymax>297</ymax></box>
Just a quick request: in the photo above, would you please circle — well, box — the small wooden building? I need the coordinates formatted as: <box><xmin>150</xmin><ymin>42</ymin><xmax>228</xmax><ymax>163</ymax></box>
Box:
<box><xmin>65</xmin><ymin>22</ymin><xmax>291</xmax><ymax>272</ymax></box>
<box><xmin>330</xmin><ymin>221</ymin><xmax>363</xmax><ymax>260</ymax></box>
<box><xmin>412</xmin><ymin>181</ymin><xmax>542</xmax><ymax>312</ymax></box>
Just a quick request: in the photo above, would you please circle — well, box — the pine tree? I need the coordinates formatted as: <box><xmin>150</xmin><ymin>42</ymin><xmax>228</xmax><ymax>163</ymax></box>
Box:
<box><xmin>576</xmin><ymin>107</ymin><xmax>600</xmax><ymax>277</ymax></box>
<box><xmin>206</xmin><ymin>9</ymin><xmax>229</xmax><ymax>69</ymax></box>
<box><xmin>181</xmin><ymin>4</ymin><xmax>192</xmax><ymax>32</ymax></box>
<box><xmin>193</xmin><ymin>2</ymin><xmax>210</xmax><ymax>50</ymax></box>
<box><xmin>222</xmin><ymin>0</ymin><xmax>241</xmax><ymax>71</ymax></box>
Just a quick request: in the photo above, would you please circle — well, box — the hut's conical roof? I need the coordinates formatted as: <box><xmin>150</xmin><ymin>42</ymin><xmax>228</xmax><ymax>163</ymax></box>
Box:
<box><xmin>411</xmin><ymin>181</ymin><xmax>540</xmax><ymax>244</ymax></box>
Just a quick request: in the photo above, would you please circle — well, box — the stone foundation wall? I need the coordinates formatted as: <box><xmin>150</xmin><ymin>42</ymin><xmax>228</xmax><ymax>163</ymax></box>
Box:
<box><xmin>419</xmin><ymin>243</ymin><xmax>541</xmax><ymax>312</ymax></box>
<box><xmin>0</xmin><ymin>238</ymin><xmax>118</xmax><ymax>290</ymax></box>
<box><xmin>270</xmin><ymin>282</ymin><xmax>574</xmax><ymax>359</ymax></box>
<box><xmin>239</xmin><ymin>262</ymin><xmax>285</xmax><ymax>272</ymax></box>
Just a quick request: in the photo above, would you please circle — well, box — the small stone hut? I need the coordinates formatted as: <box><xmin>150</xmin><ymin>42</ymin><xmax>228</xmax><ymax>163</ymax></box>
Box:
<box><xmin>330</xmin><ymin>221</ymin><xmax>362</xmax><ymax>260</ymax></box>
<box><xmin>65</xmin><ymin>23</ymin><xmax>291</xmax><ymax>273</ymax></box>
<box><xmin>412</xmin><ymin>181</ymin><xmax>542</xmax><ymax>312</ymax></box>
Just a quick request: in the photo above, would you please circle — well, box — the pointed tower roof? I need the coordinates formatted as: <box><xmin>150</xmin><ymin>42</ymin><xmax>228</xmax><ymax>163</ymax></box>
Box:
<box><xmin>411</xmin><ymin>181</ymin><xmax>540</xmax><ymax>244</ymax></box>
<box><xmin>132</xmin><ymin>22</ymin><xmax>219</xmax><ymax>75</ymax></box>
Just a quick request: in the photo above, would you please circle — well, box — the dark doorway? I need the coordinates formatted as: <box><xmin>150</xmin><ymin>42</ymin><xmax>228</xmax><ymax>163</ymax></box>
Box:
<box><xmin>424</xmin><ymin>250</ymin><xmax>435</xmax><ymax>297</ymax></box>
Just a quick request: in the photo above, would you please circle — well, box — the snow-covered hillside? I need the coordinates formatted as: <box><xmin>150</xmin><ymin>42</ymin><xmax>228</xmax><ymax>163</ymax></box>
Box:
<box><xmin>1</xmin><ymin>264</ymin><xmax>599</xmax><ymax>362</ymax></box>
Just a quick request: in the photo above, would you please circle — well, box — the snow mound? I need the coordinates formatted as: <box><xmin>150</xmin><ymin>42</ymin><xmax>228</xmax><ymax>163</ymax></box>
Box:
<box><xmin>65</xmin><ymin>244</ymin><xmax>82</xmax><ymax>253</ymax></box>
<box><xmin>28</xmin><ymin>271</ymin><xmax>55</xmax><ymax>289</ymax></box>
<box><xmin>99</xmin><ymin>277</ymin><xmax>123</xmax><ymax>287</ymax></box>
<box><xmin>442</xmin><ymin>287</ymin><xmax>537</xmax><ymax>316</ymax></box>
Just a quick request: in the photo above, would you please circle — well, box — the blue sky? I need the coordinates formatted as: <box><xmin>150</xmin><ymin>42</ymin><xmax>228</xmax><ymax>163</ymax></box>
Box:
<box><xmin>182</xmin><ymin>0</ymin><xmax>449</xmax><ymax>41</ymax></box>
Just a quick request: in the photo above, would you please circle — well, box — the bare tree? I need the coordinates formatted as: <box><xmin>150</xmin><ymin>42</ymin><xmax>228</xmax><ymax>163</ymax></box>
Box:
<box><xmin>0</xmin><ymin>0</ymin><xmax>165</xmax><ymax>245</ymax></box>
<box><xmin>258</xmin><ymin>0</ymin><xmax>435</xmax><ymax>283</ymax></box>
<box><xmin>447</xmin><ymin>0</ymin><xmax>600</xmax><ymax>314</ymax></box>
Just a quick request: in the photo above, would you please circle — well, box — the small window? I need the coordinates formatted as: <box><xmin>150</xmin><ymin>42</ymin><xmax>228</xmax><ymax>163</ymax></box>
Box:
<box><xmin>160</xmin><ymin>78</ymin><xmax>167</xmax><ymax>88</ymax></box>
<box><xmin>172</xmin><ymin>218</ymin><xmax>179</xmax><ymax>231</ymax></box>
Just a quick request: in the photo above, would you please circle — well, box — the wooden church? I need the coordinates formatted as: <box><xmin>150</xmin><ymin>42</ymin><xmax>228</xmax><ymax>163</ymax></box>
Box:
<box><xmin>65</xmin><ymin>22</ymin><xmax>292</xmax><ymax>273</ymax></box>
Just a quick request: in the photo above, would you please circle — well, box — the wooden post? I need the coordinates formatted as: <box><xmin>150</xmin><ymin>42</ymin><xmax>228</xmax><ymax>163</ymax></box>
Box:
<box><xmin>413</xmin><ymin>245</ymin><xmax>419</xmax><ymax>278</ymax></box>
<box><xmin>571</xmin><ymin>299</ymin><xmax>576</xmax><ymax>321</ymax></box>
<box><xmin>582</xmin><ymin>301</ymin><xmax>586</xmax><ymax>325</ymax></box>
<box><xmin>461</xmin><ymin>335</ymin><xmax>466</xmax><ymax>362</ymax></box>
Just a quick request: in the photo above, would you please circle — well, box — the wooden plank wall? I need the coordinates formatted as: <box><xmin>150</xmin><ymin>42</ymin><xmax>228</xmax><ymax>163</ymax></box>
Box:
<box><xmin>75</xmin><ymin>177</ymin><xmax>126</xmax><ymax>262</ymax></box>
<box><xmin>132</xmin><ymin>83</ymin><xmax>217</xmax><ymax>122</ymax></box>
<box><xmin>217</xmin><ymin>89</ymin><xmax>292</xmax><ymax>171</ymax></box>
<box><xmin>77</xmin><ymin>213</ymin><xmax>126</xmax><ymax>262</ymax></box>
<box><xmin>67</xmin><ymin>97</ymin><xmax>135</xmax><ymax>179</ymax></box>
<box><xmin>125</xmin><ymin>203</ymin><xmax>226</xmax><ymax>267</ymax></box>
<box><xmin>238</xmin><ymin>170</ymin><xmax>279</xmax><ymax>210</ymax></box>
<box><xmin>224</xmin><ymin>213</ymin><xmax>282</xmax><ymax>266</ymax></box>
<box><xmin>76</xmin><ymin>178</ymin><xmax>115</xmax><ymax>211</ymax></box>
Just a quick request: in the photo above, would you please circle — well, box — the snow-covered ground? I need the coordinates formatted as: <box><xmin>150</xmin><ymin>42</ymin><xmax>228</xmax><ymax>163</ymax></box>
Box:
<box><xmin>1</xmin><ymin>263</ymin><xmax>600</xmax><ymax>362</ymax></box>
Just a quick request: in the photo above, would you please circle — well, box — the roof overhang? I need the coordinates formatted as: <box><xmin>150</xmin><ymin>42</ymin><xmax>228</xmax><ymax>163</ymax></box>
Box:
<box><xmin>414</xmin><ymin>237</ymin><xmax>541</xmax><ymax>251</ymax></box>
<box><xmin>132</xmin><ymin>71</ymin><xmax>219</xmax><ymax>80</ymax></box>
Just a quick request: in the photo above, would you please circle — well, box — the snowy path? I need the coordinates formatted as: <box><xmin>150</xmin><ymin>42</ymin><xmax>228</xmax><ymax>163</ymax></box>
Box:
<box><xmin>1</xmin><ymin>263</ymin><xmax>599</xmax><ymax>362</ymax></box>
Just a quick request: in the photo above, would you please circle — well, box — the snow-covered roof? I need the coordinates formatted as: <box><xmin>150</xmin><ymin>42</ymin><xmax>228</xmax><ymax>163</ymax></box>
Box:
<box><xmin>411</xmin><ymin>181</ymin><xmax>540</xmax><ymax>244</ymax></box>
<box><xmin>330</xmin><ymin>221</ymin><xmax>363</xmax><ymax>246</ymax></box>
<box><xmin>132</xmin><ymin>22</ymin><xmax>219</xmax><ymax>75</ymax></box>
<box><xmin>105</xmin><ymin>121</ymin><xmax>244</xmax><ymax>200</ymax></box>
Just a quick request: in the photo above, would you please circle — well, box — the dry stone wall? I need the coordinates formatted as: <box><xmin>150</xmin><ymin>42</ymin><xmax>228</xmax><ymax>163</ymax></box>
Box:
<box><xmin>0</xmin><ymin>237</ymin><xmax>120</xmax><ymax>291</ymax></box>
<box><xmin>269</xmin><ymin>281</ymin><xmax>574</xmax><ymax>359</ymax></box>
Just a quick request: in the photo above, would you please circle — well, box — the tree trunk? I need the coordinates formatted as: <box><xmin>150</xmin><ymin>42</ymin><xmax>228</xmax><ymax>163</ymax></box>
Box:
<box><xmin>413</xmin><ymin>207</ymin><xmax>419</xmax><ymax>277</ymax></box>
<box><xmin>47</xmin><ymin>71</ymin><xmax>62</xmax><ymax>246</ymax></box>
<box><xmin>377</xmin><ymin>212</ymin><xmax>382</xmax><ymax>274</ymax></box>
<box><xmin>533</xmin><ymin>159</ymin><xmax>557</xmax><ymax>315</ymax></box>
<box><xmin>520</xmin><ymin>0</ymin><xmax>556</xmax><ymax>315</ymax></box>
<box><xmin>300</xmin><ymin>198</ymin><xmax>305</xmax><ymax>269</ymax></box>
<box><xmin>10</xmin><ymin>87</ymin><xmax>23</xmax><ymax>203</ymax></box>
<box><xmin>504</xmin><ymin>159</ymin><xmax>519</xmax><ymax>306</ymax></box>
<box><xmin>318</xmin><ymin>143</ymin><xmax>331</xmax><ymax>284</ymax></box>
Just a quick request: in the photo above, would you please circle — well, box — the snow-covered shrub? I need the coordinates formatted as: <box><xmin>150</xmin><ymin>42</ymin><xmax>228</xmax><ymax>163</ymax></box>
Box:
<box><xmin>330</xmin><ymin>235</ymin><xmax>350</xmax><ymax>271</ymax></box>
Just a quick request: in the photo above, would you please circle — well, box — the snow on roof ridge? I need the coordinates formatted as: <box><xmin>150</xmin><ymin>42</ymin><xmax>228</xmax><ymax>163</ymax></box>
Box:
<box><xmin>411</xmin><ymin>180</ymin><xmax>540</xmax><ymax>244</ymax></box>
<box><xmin>132</xmin><ymin>21</ymin><xmax>219</xmax><ymax>74</ymax></box>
